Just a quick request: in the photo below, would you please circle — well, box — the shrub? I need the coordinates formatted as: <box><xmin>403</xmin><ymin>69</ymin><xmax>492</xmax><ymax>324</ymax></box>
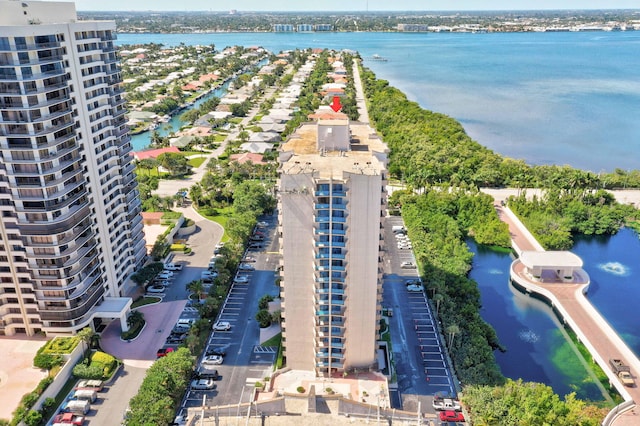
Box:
<box><xmin>72</xmin><ymin>363</ymin><xmax>104</xmax><ymax>380</ymax></box>
<box><xmin>258</xmin><ymin>294</ymin><xmax>274</xmax><ymax>310</ymax></box>
<box><xmin>170</xmin><ymin>243</ymin><xmax>187</xmax><ymax>251</ymax></box>
<box><xmin>255</xmin><ymin>309</ymin><xmax>272</xmax><ymax>328</ymax></box>
<box><xmin>33</xmin><ymin>352</ymin><xmax>63</xmax><ymax>371</ymax></box>
<box><xmin>39</xmin><ymin>336</ymin><xmax>80</xmax><ymax>355</ymax></box>
<box><xmin>91</xmin><ymin>351</ymin><xmax>117</xmax><ymax>376</ymax></box>
<box><xmin>296</xmin><ymin>386</ymin><xmax>305</xmax><ymax>393</ymax></box>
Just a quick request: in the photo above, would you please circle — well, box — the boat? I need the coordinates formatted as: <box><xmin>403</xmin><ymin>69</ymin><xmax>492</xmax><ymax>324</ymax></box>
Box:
<box><xmin>370</xmin><ymin>54</ymin><xmax>388</xmax><ymax>62</ymax></box>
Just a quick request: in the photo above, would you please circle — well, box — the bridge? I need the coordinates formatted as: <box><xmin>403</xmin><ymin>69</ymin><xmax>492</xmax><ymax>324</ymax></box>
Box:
<box><xmin>495</xmin><ymin>202</ymin><xmax>640</xmax><ymax>426</ymax></box>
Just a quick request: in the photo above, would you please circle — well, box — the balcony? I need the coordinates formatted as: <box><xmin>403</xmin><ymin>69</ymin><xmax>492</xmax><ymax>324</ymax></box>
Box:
<box><xmin>315</xmin><ymin>216</ymin><xmax>346</xmax><ymax>223</ymax></box>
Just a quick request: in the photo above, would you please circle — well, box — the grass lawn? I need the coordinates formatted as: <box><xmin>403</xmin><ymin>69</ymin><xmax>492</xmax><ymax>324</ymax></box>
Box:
<box><xmin>181</xmin><ymin>150</ymin><xmax>209</xmax><ymax>156</ymax></box>
<box><xmin>212</xmin><ymin>134</ymin><xmax>227</xmax><ymax>142</ymax></box>
<box><xmin>188</xmin><ymin>157</ymin><xmax>206</xmax><ymax>168</ymax></box>
<box><xmin>229</xmin><ymin>117</ymin><xmax>243</xmax><ymax>124</ymax></box>
<box><xmin>261</xmin><ymin>332</ymin><xmax>281</xmax><ymax>347</ymax></box>
<box><xmin>197</xmin><ymin>206</ymin><xmax>233</xmax><ymax>241</ymax></box>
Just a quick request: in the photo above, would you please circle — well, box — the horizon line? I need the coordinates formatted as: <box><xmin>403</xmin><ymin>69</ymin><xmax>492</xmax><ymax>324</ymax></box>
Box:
<box><xmin>78</xmin><ymin>8</ymin><xmax>640</xmax><ymax>12</ymax></box>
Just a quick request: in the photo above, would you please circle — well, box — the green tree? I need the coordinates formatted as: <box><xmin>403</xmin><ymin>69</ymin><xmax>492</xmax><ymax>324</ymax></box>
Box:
<box><xmin>255</xmin><ymin>309</ymin><xmax>272</xmax><ymax>328</ymax></box>
<box><xmin>157</xmin><ymin>152</ymin><xmax>191</xmax><ymax>177</ymax></box>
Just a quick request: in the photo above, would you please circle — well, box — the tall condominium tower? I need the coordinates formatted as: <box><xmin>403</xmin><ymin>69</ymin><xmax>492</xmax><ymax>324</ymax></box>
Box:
<box><xmin>0</xmin><ymin>1</ymin><xmax>146</xmax><ymax>336</ymax></box>
<box><xmin>278</xmin><ymin>119</ymin><xmax>388</xmax><ymax>375</ymax></box>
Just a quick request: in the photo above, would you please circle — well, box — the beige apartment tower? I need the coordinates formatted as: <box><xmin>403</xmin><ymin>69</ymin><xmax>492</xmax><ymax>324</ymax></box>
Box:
<box><xmin>278</xmin><ymin>119</ymin><xmax>388</xmax><ymax>376</ymax></box>
<box><xmin>0</xmin><ymin>1</ymin><xmax>146</xmax><ymax>336</ymax></box>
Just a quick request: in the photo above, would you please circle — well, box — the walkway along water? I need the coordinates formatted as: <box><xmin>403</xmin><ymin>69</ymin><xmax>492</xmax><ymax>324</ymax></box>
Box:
<box><xmin>494</xmin><ymin>203</ymin><xmax>640</xmax><ymax>426</ymax></box>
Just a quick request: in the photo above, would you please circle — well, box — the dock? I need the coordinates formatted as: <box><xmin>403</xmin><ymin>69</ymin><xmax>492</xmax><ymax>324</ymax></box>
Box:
<box><xmin>495</xmin><ymin>202</ymin><xmax>639</xmax><ymax>426</ymax></box>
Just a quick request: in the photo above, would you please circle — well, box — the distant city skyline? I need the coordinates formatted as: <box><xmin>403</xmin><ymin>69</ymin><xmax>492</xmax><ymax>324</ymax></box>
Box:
<box><xmin>43</xmin><ymin>0</ymin><xmax>640</xmax><ymax>12</ymax></box>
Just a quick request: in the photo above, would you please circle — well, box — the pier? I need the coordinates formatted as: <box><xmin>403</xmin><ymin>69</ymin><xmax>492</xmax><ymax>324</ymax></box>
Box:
<box><xmin>495</xmin><ymin>203</ymin><xmax>640</xmax><ymax>425</ymax></box>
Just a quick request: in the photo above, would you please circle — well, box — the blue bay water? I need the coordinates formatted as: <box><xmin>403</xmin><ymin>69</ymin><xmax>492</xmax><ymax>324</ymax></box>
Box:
<box><xmin>117</xmin><ymin>31</ymin><xmax>640</xmax><ymax>172</ymax></box>
<box><xmin>117</xmin><ymin>31</ymin><xmax>640</xmax><ymax>394</ymax></box>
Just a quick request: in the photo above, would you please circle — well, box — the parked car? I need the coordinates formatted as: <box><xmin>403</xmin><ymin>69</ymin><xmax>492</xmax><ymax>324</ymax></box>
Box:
<box><xmin>196</xmin><ymin>366</ymin><xmax>219</xmax><ymax>380</ymax></box>
<box><xmin>248</xmin><ymin>243</ymin><xmax>263</xmax><ymax>251</ymax></box>
<box><xmin>213</xmin><ymin>242</ymin><xmax>225</xmax><ymax>254</ymax></box>
<box><xmin>439</xmin><ymin>411</ymin><xmax>465</xmax><ymax>422</ymax></box>
<box><xmin>52</xmin><ymin>413</ymin><xmax>84</xmax><ymax>425</ymax></box>
<box><xmin>73</xmin><ymin>389</ymin><xmax>97</xmax><ymax>402</ymax></box>
<box><xmin>249</xmin><ymin>235</ymin><xmax>265</xmax><ymax>242</ymax></box>
<box><xmin>75</xmin><ymin>380</ymin><xmax>103</xmax><ymax>392</ymax></box>
<box><xmin>147</xmin><ymin>285</ymin><xmax>166</xmax><ymax>294</ymax></box>
<box><xmin>206</xmin><ymin>347</ymin><xmax>227</xmax><ymax>357</ymax></box>
<box><xmin>156</xmin><ymin>347</ymin><xmax>175</xmax><ymax>358</ymax></box>
<box><xmin>400</xmin><ymin>261</ymin><xmax>416</xmax><ymax>269</ymax></box>
<box><xmin>233</xmin><ymin>274</ymin><xmax>249</xmax><ymax>284</ymax></box>
<box><xmin>212</xmin><ymin>321</ymin><xmax>231</xmax><ymax>331</ymax></box>
<box><xmin>166</xmin><ymin>334</ymin><xmax>186</xmax><ymax>344</ymax></box>
<box><xmin>242</xmin><ymin>256</ymin><xmax>256</xmax><ymax>263</ymax></box>
<box><xmin>61</xmin><ymin>400</ymin><xmax>90</xmax><ymax>415</ymax></box>
<box><xmin>164</xmin><ymin>262</ymin><xmax>183</xmax><ymax>271</ymax></box>
<box><xmin>157</xmin><ymin>272</ymin><xmax>173</xmax><ymax>280</ymax></box>
<box><xmin>257</xmin><ymin>221</ymin><xmax>269</xmax><ymax>227</ymax></box>
<box><xmin>190</xmin><ymin>378</ymin><xmax>216</xmax><ymax>390</ymax></box>
<box><xmin>238</xmin><ymin>263</ymin><xmax>255</xmax><ymax>271</ymax></box>
<box><xmin>201</xmin><ymin>355</ymin><xmax>224</xmax><ymax>366</ymax></box>
<box><xmin>406</xmin><ymin>284</ymin><xmax>423</xmax><ymax>292</ymax></box>
<box><xmin>405</xmin><ymin>279</ymin><xmax>422</xmax><ymax>286</ymax></box>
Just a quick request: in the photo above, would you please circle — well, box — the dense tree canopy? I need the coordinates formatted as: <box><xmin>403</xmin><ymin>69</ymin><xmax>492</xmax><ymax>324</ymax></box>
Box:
<box><xmin>462</xmin><ymin>379</ymin><xmax>608</xmax><ymax>426</ymax></box>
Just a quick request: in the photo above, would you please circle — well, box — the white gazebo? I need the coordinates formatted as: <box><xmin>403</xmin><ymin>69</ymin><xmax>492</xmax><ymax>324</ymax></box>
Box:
<box><xmin>519</xmin><ymin>250</ymin><xmax>585</xmax><ymax>283</ymax></box>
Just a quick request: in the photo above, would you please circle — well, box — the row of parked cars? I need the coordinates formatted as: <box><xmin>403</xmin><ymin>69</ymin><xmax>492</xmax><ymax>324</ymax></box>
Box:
<box><xmin>147</xmin><ymin>262</ymin><xmax>184</xmax><ymax>294</ymax></box>
<box><xmin>55</xmin><ymin>380</ymin><xmax>105</xmax><ymax>423</ymax></box>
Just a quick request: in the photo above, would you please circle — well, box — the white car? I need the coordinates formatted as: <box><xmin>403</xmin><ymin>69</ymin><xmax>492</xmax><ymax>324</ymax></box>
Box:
<box><xmin>238</xmin><ymin>263</ymin><xmax>255</xmax><ymax>271</ymax></box>
<box><xmin>242</xmin><ymin>256</ymin><xmax>256</xmax><ymax>263</ymax></box>
<box><xmin>158</xmin><ymin>272</ymin><xmax>174</xmax><ymax>280</ymax></box>
<box><xmin>212</xmin><ymin>321</ymin><xmax>231</xmax><ymax>331</ymax></box>
<box><xmin>164</xmin><ymin>263</ymin><xmax>183</xmax><ymax>271</ymax></box>
<box><xmin>257</xmin><ymin>221</ymin><xmax>268</xmax><ymax>227</ymax></box>
<box><xmin>406</xmin><ymin>284</ymin><xmax>423</xmax><ymax>292</ymax></box>
<box><xmin>201</xmin><ymin>355</ymin><xmax>223</xmax><ymax>366</ymax></box>
<box><xmin>401</xmin><ymin>261</ymin><xmax>416</xmax><ymax>269</ymax></box>
<box><xmin>233</xmin><ymin>274</ymin><xmax>249</xmax><ymax>284</ymax></box>
<box><xmin>190</xmin><ymin>378</ymin><xmax>216</xmax><ymax>390</ymax></box>
<box><xmin>146</xmin><ymin>285</ymin><xmax>166</xmax><ymax>293</ymax></box>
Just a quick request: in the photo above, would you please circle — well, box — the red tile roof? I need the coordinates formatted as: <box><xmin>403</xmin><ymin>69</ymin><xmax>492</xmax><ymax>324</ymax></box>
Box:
<box><xmin>134</xmin><ymin>146</ymin><xmax>180</xmax><ymax>160</ymax></box>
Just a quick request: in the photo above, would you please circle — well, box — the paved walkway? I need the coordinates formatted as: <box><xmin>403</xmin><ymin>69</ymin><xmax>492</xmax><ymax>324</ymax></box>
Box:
<box><xmin>494</xmin><ymin>201</ymin><xmax>640</xmax><ymax>425</ymax></box>
<box><xmin>352</xmin><ymin>58</ymin><xmax>370</xmax><ymax>124</ymax></box>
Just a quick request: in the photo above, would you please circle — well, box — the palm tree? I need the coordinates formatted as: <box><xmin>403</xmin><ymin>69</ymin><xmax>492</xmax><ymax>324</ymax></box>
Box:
<box><xmin>433</xmin><ymin>293</ymin><xmax>444</xmax><ymax>317</ymax></box>
<box><xmin>77</xmin><ymin>327</ymin><xmax>94</xmax><ymax>357</ymax></box>
<box><xmin>446</xmin><ymin>324</ymin><xmax>460</xmax><ymax>349</ymax></box>
<box><xmin>187</xmin><ymin>280</ymin><xmax>206</xmax><ymax>300</ymax></box>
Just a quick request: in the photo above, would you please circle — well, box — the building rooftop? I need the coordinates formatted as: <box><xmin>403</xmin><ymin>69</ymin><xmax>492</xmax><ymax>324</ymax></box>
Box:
<box><xmin>520</xmin><ymin>250</ymin><xmax>584</xmax><ymax>269</ymax></box>
<box><xmin>0</xmin><ymin>1</ymin><xmax>77</xmax><ymax>26</ymax></box>
<box><xmin>280</xmin><ymin>121</ymin><xmax>388</xmax><ymax>179</ymax></box>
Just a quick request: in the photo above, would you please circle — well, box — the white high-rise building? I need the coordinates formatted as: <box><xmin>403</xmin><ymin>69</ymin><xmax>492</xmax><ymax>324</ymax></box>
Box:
<box><xmin>0</xmin><ymin>1</ymin><xmax>146</xmax><ymax>336</ymax></box>
<box><xmin>278</xmin><ymin>119</ymin><xmax>388</xmax><ymax>375</ymax></box>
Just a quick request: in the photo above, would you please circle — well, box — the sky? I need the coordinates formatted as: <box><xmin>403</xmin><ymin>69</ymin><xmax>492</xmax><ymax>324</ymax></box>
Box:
<box><xmin>46</xmin><ymin>0</ymin><xmax>640</xmax><ymax>12</ymax></box>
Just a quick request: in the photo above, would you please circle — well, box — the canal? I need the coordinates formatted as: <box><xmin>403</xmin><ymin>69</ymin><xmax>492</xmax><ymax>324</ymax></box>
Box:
<box><xmin>129</xmin><ymin>80</ymin><xmax>232</xmax><ymax>151</ymax></box>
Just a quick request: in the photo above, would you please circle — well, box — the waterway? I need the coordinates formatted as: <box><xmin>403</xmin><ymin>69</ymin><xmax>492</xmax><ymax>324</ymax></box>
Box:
<box><xmin>469</xmin><ymin>240</ymin><xmax>604</xmax><ymax>400</ymax></box>
<box><xmin>470</xmin><ymin>227</ymin><xmax>640</xmax><ymax>400</ymax></box>
<box><xmin>129</xmin><ymin>80</ymin><xmax>231</xmax><ymax>151</ymax></box>
<box><xmin>116</xmin><ymin>31</ymin><xmax>640</xmax><ymax>395</ymax></box>
<box><xmin>116</xmin><ymin>31</ymin><xmax>640</xmax><ymax>172</ymax></box>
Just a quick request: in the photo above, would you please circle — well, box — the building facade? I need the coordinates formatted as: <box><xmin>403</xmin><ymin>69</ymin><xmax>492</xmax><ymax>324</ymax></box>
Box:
<box><xmin>0</xmin><ymin>1</ymin><xmax>146</xmax><ymax>336</ymax></box>
<box><xmin>278</xmin><ymin>119</ymin><xmax>388</xmax><ymax>376</ymax></box>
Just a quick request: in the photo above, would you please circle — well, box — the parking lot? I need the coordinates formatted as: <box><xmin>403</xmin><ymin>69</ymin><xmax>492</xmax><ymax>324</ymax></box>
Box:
<box><xmin>177</xmin><ymin>215</ymin><xmax>280</xmax><ymax>416</ymax></box>
<box><xmin>382</xmin><ymin>215</ymin><xmax>457</xmax><ymax>413</ymax></box>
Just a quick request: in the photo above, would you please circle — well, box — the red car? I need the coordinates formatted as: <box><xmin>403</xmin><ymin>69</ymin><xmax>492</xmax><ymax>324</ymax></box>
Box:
<box><xmin>156</xmin><ymin>347</ymin><xmax>175</xmax><ymax>358</ymax></box>
<box><xmin>52</xmin><ymin>413</ymin><xmax>84</xmax><ymax>425</ymax></box>
<box><xmin>439</xmin><ymin>410</ymin><xmax>465</xmax><ymax>422</ymax></box>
